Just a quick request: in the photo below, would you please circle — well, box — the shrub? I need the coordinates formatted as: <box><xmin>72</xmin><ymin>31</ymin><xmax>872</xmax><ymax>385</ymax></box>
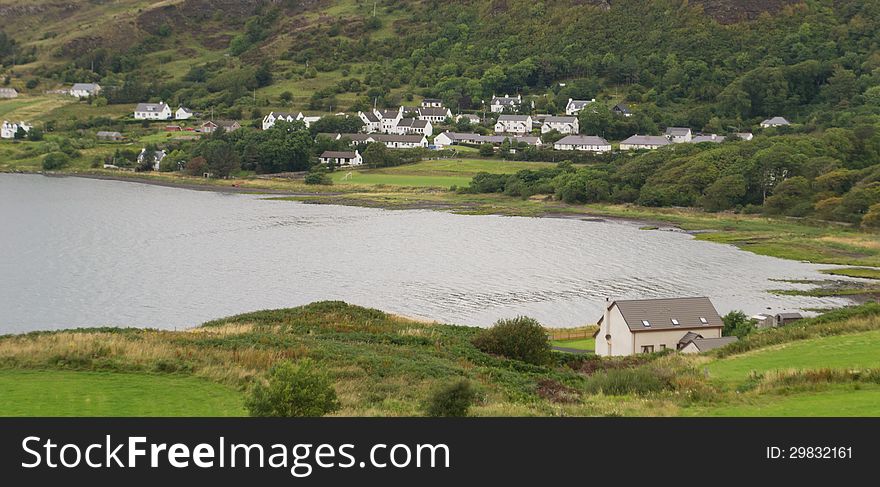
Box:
<box><xmin>41</xmin><ymin>152</ymin><xmax>70</xmax><ymax>170</ymax></box>
<box><xmin>584</xmin><ymin>367</ymin><xmax>673</xmax><ymax>395</ymax></box>
<box><xmin>245</xmin><ymin>359</ymin><xmax>340</xmax><ymax>417</ymax></box>
<box><xmin>425</xmin><ymin>380</ymin><xmax>477</xmax><ymax>417</ymax></box>
<box><xmin>472</xmin><ymin>316</ymin><xmax>552</xmax><ymax>365</ymax></box>
<box><xmin>304</xmin><ymin>166</ymin><xmax>333</xmax><ymax>185</ymax></box>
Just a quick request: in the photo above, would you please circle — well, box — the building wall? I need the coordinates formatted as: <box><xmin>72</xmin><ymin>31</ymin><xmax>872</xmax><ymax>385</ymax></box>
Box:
<box><xmin>632</xmin><ymin>327</ymin><xmax>722</xmax><ymax>354</ymax></box>
<box><xmin>595</xmin><ymin>305</ymin><xmax>633</xmax><ymax>357</ymax></box>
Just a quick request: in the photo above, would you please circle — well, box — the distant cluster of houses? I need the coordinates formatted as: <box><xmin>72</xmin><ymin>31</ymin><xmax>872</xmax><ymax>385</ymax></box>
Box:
<box><xmin>593</xmin><ymin>296</ymin><xmax>804</xmax><ymax>357</ymax></box>
<box><xmin>1</xmin><ymin>120</ymin><xmax>32</xmax><ymax>139</ymax></box>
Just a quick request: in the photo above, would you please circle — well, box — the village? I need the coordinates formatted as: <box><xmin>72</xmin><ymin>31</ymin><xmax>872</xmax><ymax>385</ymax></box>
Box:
<box><xmin>2</xmin><ymin>83</ymin><xmax>793</xmax><ymax>172</ymax></box>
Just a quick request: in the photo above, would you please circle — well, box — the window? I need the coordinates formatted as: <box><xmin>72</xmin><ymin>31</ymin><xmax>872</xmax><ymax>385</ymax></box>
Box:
<box><xmin>641</xmin><ymin>320</ymin><xmax>651</xmax><ymax>327</ymax></box>
<box><xmin>660</xmin><ymin>344</ymin><xmax>666</xmax><ymax>350</ymax></box>
<box><xmin>700</xmin><ymin>317</ymin><xmax>709</xmax><ymax>325</ymax></box>
<box><xmin>641</xmin><ymin>345</ymin><xmax>654</xmax><ymax>354</ymax></box>
<box><xmin>671</xmin><ymin>318</ymin><xmax>680</xmax><ymax>326</ymax></box>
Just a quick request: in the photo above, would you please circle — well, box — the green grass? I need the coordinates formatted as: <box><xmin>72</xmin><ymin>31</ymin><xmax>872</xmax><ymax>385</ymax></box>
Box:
<box><xmin>330</xmin><ymin>159</ymin><xmax>559</xmax><ymax>188</ymax></box>
<box><xmin>331</xmin><ymin>171</ymin><xmax>469</xmax><ymax>187</ymax></box>
<box><xmin>689</xmin><ymin>384</ymin><xmax>880</xmax><ymax>416</ymax></box>
<box><xmin>0</xmin><ymin>369</ymin><xmax>246</xmax><ymax>417</ymax></box>
<box><xmin>705</xmin><ymin>330</ymin><xmax>880</xmax><ymax>385</ymax></box>
<box><xmin>822</xmin><ymin>267</ymin><xmax>880</xmax><ymax>279</ymax></box>
<box><xmin>550</xmin><ymin>339</ymin><xmax>595</xmax><ymax>352</ymax></box>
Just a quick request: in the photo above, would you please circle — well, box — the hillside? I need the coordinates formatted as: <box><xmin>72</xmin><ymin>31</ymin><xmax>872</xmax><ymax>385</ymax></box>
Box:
<box><xmin>1</xmin><ymin>301</ymin><xmax>879</xmax><ymax>416</ymax></box>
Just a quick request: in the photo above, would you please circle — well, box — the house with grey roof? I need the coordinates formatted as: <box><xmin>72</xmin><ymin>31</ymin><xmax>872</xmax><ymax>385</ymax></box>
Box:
<box><xmin>541</xmin><ymin>116</ymin><xmax>579</xmax><ymax>135</ymax></box>
<box><xmin>665</xmin><ymin>127</ymin><xmax>692</xmax><ymax>143</ymax></box>
<box><xmin>0</xmin><ymin>88</ymin><xmax>18</xmax><ymax>99</ymax></box>
<box><xmin>319</xmin><ymin>150</ymin><xmax>362</xmax><ymax>166</ymax></box>
<box><xmin>96</xmin><ymin>131</ymin><xmax>124</xmax><ymax>142</ymax></box>
<box><xmin>134</xmin><ymin>102</ymin><xmax>172</xmax><ymax>120</ymax></box>
<box><xmin>456</xmin><ymin>114</ymin><xmax>481</xmax><ymax>125</ymax></box>
<box><xmin>70</xmin><ymin>83</ymin><xmax>101</xmax><ymax>98</ymax></box>
<box><xmin>480</xmin><ymin>135</ymin><xmax>542</xmax><ymax>146</ymax></box>
<box><xmin>175</xmin><ymin>107</ymin><xmax>194</xmax><ymax>120</ymax></box>
<box><xmin>433</xmin><ymin>132</ymin><xmax>482</xmax><ymax>148</ymax></box>
<box><xmin>490</xmin><ymin>94</ymin><xmax>523</xmax><ymax>113</ymax></box>
<box><xmin>494</xmin><ymin>114</ymin><xmax>533</xmax><ymax>135</ymax></box>
<box><xmin>593</xmin><ymin>297</ymin><xmax>726</xmax><ymax>356</ymax></box>
<box><xmin>760</xmin><ymin>116</ymin><xmax>791</xmax><ymax>128</ymax></box>
<box><xmin>619</xmin><ymin>134</ymin><xmax>671</xmax><ymax>151</ymax></box>
<box><xmin>370</xmin><ymin>133</ymin><xmax>428</xmax><ymax>149</ymax></box>
<box><xmin>394</xmin><ymin>117</ymin><xmax>433</xmax><ymax>136</ymax></box>
<box><xmin>421</xmin><ymin>98</ymin><xmax>443</xmax><ymax>108</ymax></box>
<box><xmin>553</xmin><ymin>135</ymin><xmax>611</xmax><ymax>153</ymax></box>
<box><xmin>565</xmin><ymin>98</ymin><xmax>595</xmax><ymax>116</ymax></box>
<box><xmin>358</xmin><ymin>111</ymin><xmax>382</xmax><ymax>133</ymax></box>
<box><xmin>416</xmin><ymin>106</ymin><xmax>453</xmax><ymax>123</ymax></box>
<box><xmin>612</xmin><ymin>103</ymin><xmax>632</xmax><ymax>117</ymax></box>
<box><xmin>691</xmin><ymin>134</ymin><xmax>725</xmax><ymax>144</ymax></box>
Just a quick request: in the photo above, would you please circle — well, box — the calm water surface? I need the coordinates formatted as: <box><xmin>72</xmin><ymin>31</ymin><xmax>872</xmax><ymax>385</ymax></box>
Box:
<box><xmin>0</xmin><ymin>174</ymin><xmax>858</xmax><ymax>333</ymax></box>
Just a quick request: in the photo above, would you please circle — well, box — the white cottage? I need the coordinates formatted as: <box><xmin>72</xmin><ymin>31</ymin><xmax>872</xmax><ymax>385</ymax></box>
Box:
<box><xmin>553</xmin><ymin>135</ymin><xmax>611</xmax><ymax>153</ymax></box>
<box><xmin>541</xmin><ymin>116</ymin><xmax>579</xmax><ymax>135</ymax></box>
<box><xmin>134</xmin><ymin>102</ymin><xmax>172</xmax><ymax>120</ymax></box>
<box><xmin>665</xmin><ymin>127</ymin><xmax>692</xmax><ymax>143</ymax></box>
<box><xmin>494</xmin><ymin>115</ymin><xmax>533</xmax><ymax>135</ymax></box>
<box><xmin>1</xmin><ymin>120</ymin><xmax>32</xmax><ymax>139</ymax></box>
<box><xmin>619</xmin><ymin>134</ymin><xmax>671</xmax><ymax>151</ymax></box>
<box><xmin>262</xmin><ymin>111</ymin><xmax>300</xmax><ymax>130</ymax></box>
<box><xmin>565</xmin><ymin>98</ymin><xmax>595</xmax><ymax>116</ymax></box>
<box><xmin>70</xmin><ymin>83</ymin><xmax>102</xmax><ymax>98</ymax></box>
<box><xmin>370</xmin><ymin>133</ymin><xmax>428</xmax><ymax>149</ymax></box>
<box><xmin>760</xmin><ymin>117</ymin><xmax>790</xmax><ymax>128</ymax></box>
<box><xmin>594</xmin><ymin>297</ymin><xmax>725</xmax><ymax>357</ymax></box>
<box><xmin>490</xmin><ymin>94</ymin><xmax>522</xmax><ymax>113</ymax></box>
<box><xmin>319</xmin><ymin>150</ymin><xmax>362</xmax><ymax>166</ymax></box>
<box><xmin>175</xmin><ymin>107</ymin><xmax>194</xmax><ymax>120</ymax></box>
<box><xmin>394</xmin><ymin>118</ymin><xmax>433</xmax><ymax>136</ymax></box>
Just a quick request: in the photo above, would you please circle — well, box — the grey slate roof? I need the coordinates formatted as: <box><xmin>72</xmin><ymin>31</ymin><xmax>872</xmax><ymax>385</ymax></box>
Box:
<box><xmin>613</xmin><ymin>103</ymin><xmax>630</xmax><ymax>113</ymax></box>
<box><xmin>135</xmin><ymin>102</ymin><xmax>169</xmax><ymax>113</ymax></box>
<box><xmin>320</xmin><ymin>151</ymin><xmax>357</xmax><ymax>159</ymax></box>
<box><xmin>397</xmin><ymin>118</ymin><xmax>429</xmax><ymax>128</ymax></box>
<box><xmin>371</xmin><ymin>134</ymin><xmax>426</xmax><ymax>143</ymax></box>
<box><xmin>555</xmin><ymin>135</ymin><xmax>610</xmax><ymax>146</ymax></box>
<box><xmin>543</xmin><ymin>116</ymin><xmax>578</xmax><ymax>123</ymax></box>
<box><xmin>606</xmin><ymin>297</ymin><xmax>723</xmax><ymax>332</ymax></box>
<box><xmin>762</xmin><ymin>116</ymin><xmax>790</xmax><ymax>126</ymax></box>
<box><xmin>497</xmin><ymin>114</ymin><xmax>531</xmax><ymax>122</ymax></box>
<box><xmin>665</xmin><ymin>127</ymin><xmax>691</xmax><ymax>136</ymax></box>
<box><xmin>691</xmin><ymin>134</ymin><xmax>725</xmax><ymax>143</ymax></box>
<box><xmin>360</xmin><ymin>112</ymin><xmax>380</xmax><ymax>122</ymax></box>
<box><xmin>687</xmin><ymin>337</ymin><xmax>739</xmax><ymax>352</ymax></box>
<box><xmin>621</xmin><ymin>135</ymin><xmax>670</xmax><ymax>146</ymax></box>
<box><xmin>96</xmin><ymin>131</ymin><xmax>122</xmax><ymax>137</ymax></box>
<box><xmin>418</xmin><ymin>107</ymin><xmax>450</xmax><ymax>117</ymax></box>
<box><xmin>71</xmin><ymin>83</ymin><xmax>100</xmax><ymax>92</ymax></box>
<box><xmin>492</xmin><ymin>95</ymin><xmax>521</xmax><ymax>105</ymax></box>
<box><xmin>480</xmin><ymin>135</ymin><xmax>541</xmax><ymax>145</ymax></box>
<box><xmin>678</xmin><ymin>331</ymin><xmax>704</xmax><ymax>347</ymax></box>
<box><xmin>567</xmin><ymin>99</ymin><xmax>592</xmax><ymax>109</ymax></box>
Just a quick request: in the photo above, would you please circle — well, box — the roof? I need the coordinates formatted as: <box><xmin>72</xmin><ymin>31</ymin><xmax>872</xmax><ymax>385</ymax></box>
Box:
<box><xmin>492</xmin><ymin>95</ymin><xmax>521</xmax><ymax>104</ymax></box>
<box><xmin>543</xmin><ymin>116</ymin><xmax>577</xmax><ymax>124</ymax></box>
<box><xmin>177</xmin><ymin>107</ymin><xmax>193</xmax><ymax>113</ymax></box>
<box><xmin>555</xmin><ymin>135</ymin><xmax>610</xmax><ymax>146</ymax></box>
<box><xmin>691</xmin><ymin>134</ymin><xmax>725</xmax><ymax>143</ymax></box>
<box><xmin>497</xmin><ymin>114</ymin><xmax>531</xmax><ymax>122</ymax></box>
<box><xmin>71</xmin><ymin>83</ymin><xmax>100</xmax><ymax>91</ymax></box>
<box><xmin>397</xmin><ymin>118</ymin><xmax>429</xmax><ymax>128</ymax></box>
<box><xmin>360</xmin><ymin>112</ymin><xmax>380</xmax><ymax>122</ymax></box>
<box><xmin>605</xmin><ymin>297</ymin><xmax>723</xmax><ymax>332</ymax></box>
<box><xmin>665</xmin><ymin>127</ymin><xmax>691</xmax><ymax>136</ymax></box>
<box><xmin>270</xmin><ymin>111</ymin><xmax>299</xmax><ymax>119</ymax></box>
<box><xmin>613</xmin><ymin>103</ymin><xmax>630</xmax><ymax>113</ymax></box>
<box><xmin>418</xmin><ymin>107</ymin><xmax>450</xmax><ymax>117</ymax></box>
<box><xmin>481</xmin><ymin>135</ymin><xmax>541</xmax><ymax>145</ymax></box>
<box><xmin>135</xmin><ymin>102</ymin><xmax>169</xmax><ymax>112</ymax></box>
<box><xmin>678</xmin><ymin>331</ymin><xmax>704</xmax><ymax>347</ymax></box>
<box><xmin>686</xmin><ymin>337</ymin><xmax>739</xmax><ymax>352</ymax></box>
<box><xmin>379</xmin><ymin>109</ymin><xmax>401</xmax><ymax>119</ymax></box>
<box><xmin>338</xmin><ymin>133</ymin><xmax>375</xmax><ymax>142</ymax></box>
<box><xmin>96</xmin><ymin>131</ymin><xmax>122</xmax><ymax>137</ymax></box>
<box><xmin>776</xmin><ymin>312</ymin><xmax>803</xmax><ymax>319</ymax></box>
<box><xmin>214</xmin><ymin>120</ymin><xmax>239</xmax><ymax>128</ymax></box>
<box><xmin>320</xmin><ymin>151</ymin><xmax>358</xmax><ymax>158</ymax></box>
<box><xmin>422</xmin><ymin>98</ymin><xmax>442</xmax><ymax>103</ymax></box>
<box><xmin>436</xmin><ymin>132</ymin><xmax>481</xmax><ymax>141</ymax></box>
<box><xmin>371</xmin><ymin>134</ymin><xmax>426</xmax><ymax>143</ymax></box>
<box><xmin>762</xmin><ymin>116</ymin><xmax>790</xmax><ymax>125</ymax></box>
<box><xmin>457</xmin><ymin>114</ymin><xmax>480</xmax><ymax>120</ymax></box>
<box><xmin>621</xmin><ymin>135</ymin><xmax>670</xmax><ymax>146</ymax></box>
<box><xmin>567</xmin><ymin>99</ymin><xmax>593</xmax><ymax>108</ymax></box>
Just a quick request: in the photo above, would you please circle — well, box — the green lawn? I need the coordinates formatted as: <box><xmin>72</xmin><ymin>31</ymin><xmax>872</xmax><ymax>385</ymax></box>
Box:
<box><xmin>330</xmin><ymin>158</ymin><xmax>559</xmax><ymax>187</ymax></box>
<box><xmin>331</xmin><ymin>171</ymin><xmax>470</xmax><ymax>187</ymax></box>
<box><xmin>705</xmin><ymin>330</ymin><xmax>880</xmax><ymax>384</ymax></box>
<box><xmin>0</xmin><ymin>369</ymin><xmax>246</xmax><ymax>417</ymax></box>
<box><xmin>689</xmin><ymin>384</ymin><xmax>880</xmax><ymax>416</ymax></box>
<box><xmin>822</xmin><ymin>267</ymin><xmax>880</xmax><ymax>280</ymax></box>
<box><xmin>550</xmin><ymin>338</ymin><xmax>595</xmax><ymax>352</ymax></box>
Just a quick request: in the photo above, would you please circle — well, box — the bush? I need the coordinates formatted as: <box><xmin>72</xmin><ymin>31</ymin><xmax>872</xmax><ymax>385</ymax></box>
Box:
<box><xmin>425</xmin><ymin>380</ymin><xmax>477</xmax><ymax>417</ymax></box>
<box><xmin>472</xmin><ymin>316</ymin><xmax>552</xmax><ymax>365</ymax></box>
<box><xmin>304</xmin><ymin>166</ymin><xmax>333</xmax><ymax>185</ymax></box>
<box><xmin>583</xmin><ymin>367</ymin><xmax>673</xmax><ymax>395</ymax></box>
<box><xmin>41</xmin><ymin>152</ymin><xmax>70</xmax><ymax>170</ymax></box>
<box><xmin>245</xmin><ymin>359</ymin><xmax>340</xmax><ymax>417</ymax></box>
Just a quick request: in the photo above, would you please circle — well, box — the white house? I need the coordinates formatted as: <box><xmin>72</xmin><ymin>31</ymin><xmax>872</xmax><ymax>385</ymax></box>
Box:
<box><xmin>594</xmin><ymin>297</ymin><xmax>725</xmax><ymax>357</ymax></box>
<box><xmin>1</xmin><ymin>120</ymin><xmax>32</xmax><ymax>139</ymax></box>
<box><xmin>553</xmin><ymin>135</ymin><xmax>611</xmax><ymax>153</ymax></box>
<box><xmin>432</xmin><ymin>132</ymin><xmax>483</xmax><ymax>149</ymax></box>
<box><xmin>69</xmin><ymin>83</ymin><xmax>102</xmax><ymax>98</ymax></box>
<box><xmin>370</xmin><ymin>134</ymin><xmax>428</xmax><ymax>149</ymax></box>
<box><xmin>619</xmin><ymin>134</ymin><xmax>671</xmax><ymax>151</ymax></box>
<box><xmin>394</xmin><ymin>118</ymin><xmax>433</xmax><ymax>136</ymax></box>
<box><xmin>0</xmin><ymin>88</ymin><xmax>18</xmax><ymax>99</ymax></box>
<box><xmin>175</xmin><ymin>107</ymin><xmax>194</xmax><ymax>120</ymax></box>
<box><xmin>319</xmin><ymin>150</ymin><xmax>362</xmax><ymax>166</ymax></box>
<box><xmin>134</xmin><ymin>102</ymin><xmax>172</xmax><ymax>120</ymax></box>
<box><xmin>565</xmin><ymin>98</ymin><xmax>595</xmax><ymax>116</ymax></box>
<box><xmin>612</xmin><ymin>103</ymin><xmax>632</xmax><ymax>117</ymax></box>
<box><xmin>665</xmin><ymin>127</ymin><xmax>692</xmax><ymax>143</ymax></box>
<box><xmin>495</xmin><ymin>115</ymin><xmax>533</xmax><ymax>135</ymax></box>
<box><xmin>735</xmin><ymin>132</ymin><xmax>754</xmax><ymax>141</ymax></box>
<box><xmin>541</xmin><ymin>116</ymin><xmax>579</xmax><ymax>135</ymax></box>
<box><xmin>358</xmin><ymin>111</ymin><xmax>382</xmax><ymax>133</ymax></box>
<box><xmin>377</xmin><ymin>107</ymin><xmax>404</xmax><ymax>133</ymax></box>
<box><xmin>480</xmin><ymin>135</ymin><xmax>542</xmax><ymax>147</ymax></box>
<box><xmin>456</xmin><ymin>114</ymin><xmax>481</xmax><ymax>125</ymax></box>
<box><xmin>421</xmin><ymin>98</ymin><xmax>443</xmax><ymax>108</ymax></box>
<box><xmin>301</xmin><ymin>114</ymin><xmax>322</xmax><ymax>128</ymax></box>
<box><xmin>490</xmin><ymin>94</ymin><xmax>522</xmax><ymax>113</ymax></box>
<box><xmin>416</xmin><ymin>107</ymin><xmax>452</xmax><ymax>123</ymax></box>
<box><xmin>262</xmin><ymin>111</ymin><xmax>300</xmax><ymax>130</ymax></box>
<box><xmin>138</xmin><ymin>148</ymin><xmax>167</xmax><ymax>171</ymax></box>
<box><xmin>760</xmin><ymin>116</ymin><xmax>790</xmax><ymax>128</ymax></box>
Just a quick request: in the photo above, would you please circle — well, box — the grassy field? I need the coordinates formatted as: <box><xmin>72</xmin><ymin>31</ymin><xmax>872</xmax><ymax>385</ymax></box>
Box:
<box><xmin>550</xmin><ymin>339</ymin><xmax>595</xmax><ymax>352</ymax></box>
<box><xmin>689</xmin><ymin>384</ymin><xmax>880</xmax><ymax>416</ymax></box>
<box><xmin>705</xmin><ymin>330</ymin><xmax>880</xmax><ymax>385</ymax></box>
<box><xmin>822</xmin><ymin>267</ymin><xmax>880</xmax><ymax>279</ymax></box>
<box><xmin>0</xmin><ymin>369</ymin><xmax>245</xmax><ymax>417</ymax></box>
<box><xmin>0</xmin><ymin>302</ymin><xmax>879</xmax><ymax>417</ymax></box>
<box><xmin>330</xmin><ymin>159</ymin><xmax>557</xmax><ymax>188</ymax></box>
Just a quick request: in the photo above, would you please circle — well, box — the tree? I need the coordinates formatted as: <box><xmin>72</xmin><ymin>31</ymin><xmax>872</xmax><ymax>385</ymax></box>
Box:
<box><xmin>699</xmin><ymin>174</ymin><xmax>747</xmax><ymax>211</ymax></box>
<box><xmin>722</xmin><ymin>311</ymin><xmax>754</xmax><ymax>338</ymax></box>
<box><xmin>478</xmin><ymin>143</ymin><xmax>494</xmax><ymax>156</ymax></box>
<box><xmin>861</xmin><ymin>203</ymin><xmax>880</xmax><ymax>230</ymax></box>
<box><xmin>26</xmin><ymin>127</ymin><xmax>43</xmax><ymax>141</ymax></box>
<box><xmin>136</xmin><ymin>145</ymin><xmax>159</xmax><ymax>172</ymax></box>
<box><xmin>304</xmin><ymin>165</ymin><xmax>332</xmax><ymax>185</ymax></box>
<box><xmin>185</xmin><ymin>156</ymin><xmax>208</xmax><ymax>176</ymax></box>
<box><xmin>200</xmin><ymin>139</ymin><xmax>240</xmax><ymax>178</ymax></box>
<box><xmin>425</xmin><ymin>380</ymin><xmax>477</xmax><ymax>417</ymax></box>
<box><xmin>472</xmin><ymin>316</ymin><xmax>552</xmax><ymax>365</ymax></box>
<box><xmin>245</xmin><ymin>359</ymin><xmax>340</xmax><ymax>417</ymax></box>
<box><xmin>41</xmin><ymin>152</ymin><xmax>70</xmax><ymax>170</ymax></box>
